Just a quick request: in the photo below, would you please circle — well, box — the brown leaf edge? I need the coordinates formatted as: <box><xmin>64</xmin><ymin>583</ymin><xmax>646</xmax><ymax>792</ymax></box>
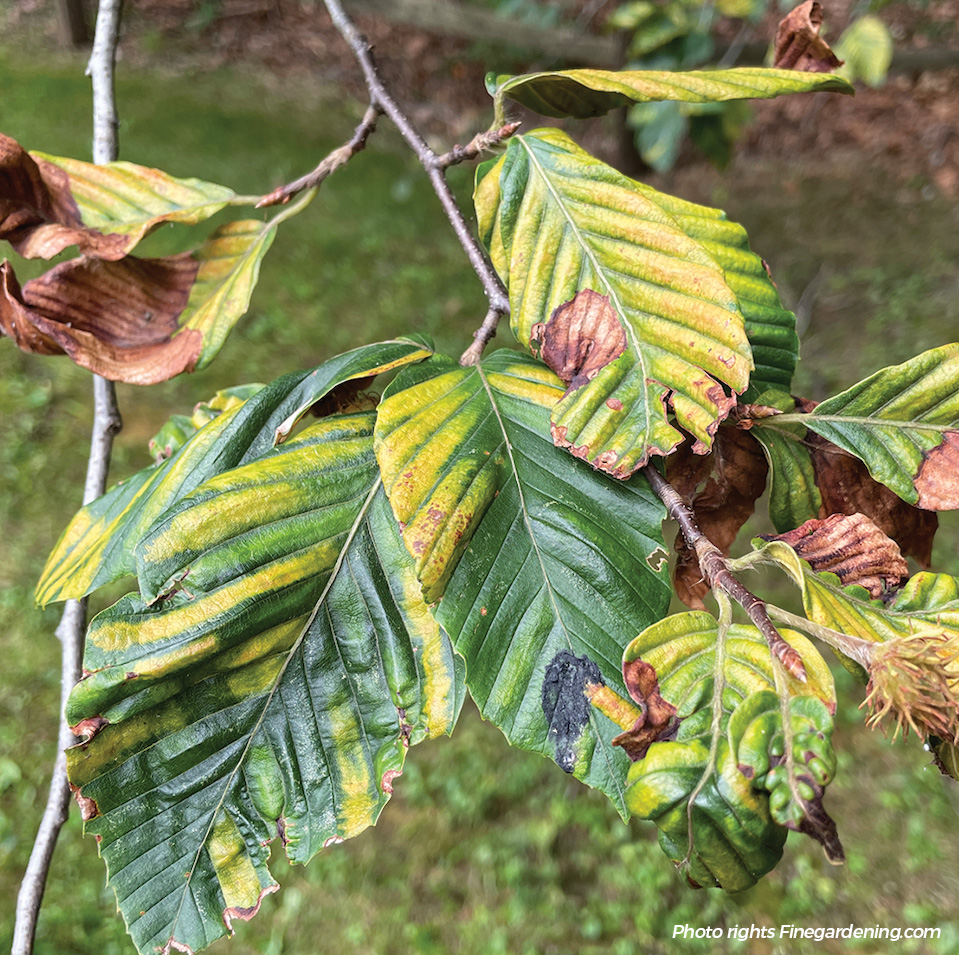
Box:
<box><xmin>610</xmin><ymin>658</ymin><xmax>681</xmax><ymax>761</ymax></box>
<box><xmin>774</xmin><ymin>1</ymin><xmax>844</xmax><ymax>73</ymax></box>
<box><xmin>0</xmin><ymin>255</ymin><xmax>205</xmax><ymax>385</ymax></box>
<box><xmin>760</xmin><ymin>512</ymin><xmax>908</xmax><ymax>598</ymax></box>
<box><xmin>0</xmin><ymin>132</ymin><xmax>127</xmax><ymax>260</ymax></box>
<box><xmin>667</xmin><ymin>426</ymin><xmax>769</xmax><ymax>610</ymax></box>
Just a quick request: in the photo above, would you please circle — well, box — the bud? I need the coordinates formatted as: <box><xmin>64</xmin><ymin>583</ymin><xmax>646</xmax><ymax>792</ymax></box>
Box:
<box><xmin>863</xmin><ymin>631</ymin><xmax>959</xmax><ymax>743</ymax></box>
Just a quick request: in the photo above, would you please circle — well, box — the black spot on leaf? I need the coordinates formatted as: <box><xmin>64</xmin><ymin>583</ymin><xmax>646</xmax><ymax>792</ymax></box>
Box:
<box><xmin>542</xmin><ymin>650</ymin><xmax>602</xmax><ymax>773</ymax></box>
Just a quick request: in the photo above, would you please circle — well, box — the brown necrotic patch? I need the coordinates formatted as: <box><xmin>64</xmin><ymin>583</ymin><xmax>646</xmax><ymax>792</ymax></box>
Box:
<box><xmin>915</xmin><ymin>431</ymin><xmax>959</xmax><ymax>510</ymax></box>
<box><xmin>610</xmin><ymin>658</ymin><xmax>680</xmax><ymax>762</ymax></box>
<box><xmin>531</xmin><ymin>289</ymin><xmax>627</xmax><ymax>395</ymax></box>
<box><xmin>773</xmin><ymin>1</ymin><xmax>843</xmax><ymax>73</ymax></box>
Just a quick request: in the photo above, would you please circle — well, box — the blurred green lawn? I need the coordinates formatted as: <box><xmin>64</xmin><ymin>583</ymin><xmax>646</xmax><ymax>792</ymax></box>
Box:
<box><xmin>2</xmin><ymin>42</ymin><xmax>959</xmax><ymax>955</ymax></box>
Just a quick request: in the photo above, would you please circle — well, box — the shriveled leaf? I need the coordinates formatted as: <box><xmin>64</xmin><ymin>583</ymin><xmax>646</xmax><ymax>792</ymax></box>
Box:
<box><xmin>67</xmin><ymin>417</ymin><xmax>461</xmax><ymax>955</ymax></box>
<box><xmin>760</xmin><ymin>513</ymin><xmax>908</xmax><ymax>598</ymax></box>
<box><xmin>763</xmin><ymin>345</ymin><xmax>959</xmax><ymax>509</ymax></box>
<box><xmin>730</xmin><ymin>690</ymin><xmax>842</xmax><ymax>863</ymax></box>
<box><xmin>375</xmin><ymin>350</ymin><xmax>671</xmax><ymax>814</ymax></box>
<box><xmin>489</xmin><ymin>66</ymin><xmax>852</xmax><ymax>120</ymax></box>
<box><xmin>610</xmin><ymin>659</ymin><xmax>680</xmax><ymax>761</ymax></box>
<box><xmin>475</xmin><ymin>128</ymin><xmax>752</xmax><ymax>476</ymax></box>
<box><xmin>667</xmin><ymin>427</ymin><xmax>768</xmax><ymax>609</ymax></box>
<box><xmin>0</xmin><ymin>132</ymin><xmax>236</xmax><ymax>259</ymax></box>
<box><xmin>621</xmin><ymin>611</ymin><xmax>834</xmax><ymax>889</ymax></box>
<box><xmin>2</xmin><ymin>216</ymin><xmax>283</xmax><ymax>383</ymax></box>
<box><xmin>36</xmin><ymin>338</ymin><xmax>432</xmax><ymax>606</ymax></box>
<box><xmin>774</xmin><ymin>1</ymin><xmax>844</xmax><ymax>73</ymax></box>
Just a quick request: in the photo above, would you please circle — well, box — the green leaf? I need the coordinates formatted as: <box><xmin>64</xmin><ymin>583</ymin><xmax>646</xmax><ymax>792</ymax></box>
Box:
<box><xmin>475</xmin><ymin>128</ymin><xmax>752</xmax><ymax>476</ymax></box>
<box><xmin>621</xmin><ymin>611</ymin><xmax>835</xmax><ymax>888</ymax></box>
<box><xmin>835</xmin><ymin>16</ymin><xmax>893</xmax><ymax>88</ymax></box>
<box><xmin>631</xmin><ymin>101</ymin><xmax>688</xmax><ymax>173</ymax></box>
<box><xmin>730</xmin><ymin>690</ymin><xmax>842</xmax><ymax>862</ymax></box>
<box><xmin>36</xmin><ymin>337</ymin><xmax>433</xmax><ymax>605</ymax></box>
<box><xmin>67</xmin><ymin>414</ymin><xmax>462</xmax><ymax>955</ymax></box>
<box><xmin>752</xmin><ymin>426</ymin><xmax>821</xmax><ymax>532</ymax></box>
<box><xmin>32</xmin><ymin>150</ymin><xmax>238</xmax><ymax>256</ymax></box>
<box><xmin>375</xmin><ymin>350</ymin><xmax>672</xmax><ymax>814</ymax></box>
<box><xmin>762</xmin><ymin>344</ymin><xmax>959</xmax><ymax>508</ymax></box>
<box><xmin>490</xmin><ymin>67</ymin><xmax>854</xmax><ymax>120</ymax></box>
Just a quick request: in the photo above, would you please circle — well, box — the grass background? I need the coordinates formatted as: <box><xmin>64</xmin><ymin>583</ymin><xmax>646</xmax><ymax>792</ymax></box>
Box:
<box><xmin>2</xmin><ymin>39</ymin><xmax>959</xmax><ymax>955</ymax></box>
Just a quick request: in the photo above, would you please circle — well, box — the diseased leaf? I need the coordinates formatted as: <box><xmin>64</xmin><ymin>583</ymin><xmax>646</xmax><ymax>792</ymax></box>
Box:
<box><xmin>475</xmin><ymin>128</ymin><xmax>752</xmax><ymax>476</ymax></box>
<box><xmin>67</xmin><ymin>416</ymin><xmax>461</xmax><ymax>955</ymax></box>
<box><xmin>760</xmin><ymin>345</ymin><xmax>959</xmax><ymax>509</ymax></box>
<box><xmin>610</xmin><ymin>658</ymin><xmax>680</xmax><ymax>761</ymax></box>
<box><xmin>774</xmin><ymin>1</ymin><xmax>844</xmax><ymax>73</ymax></box>
<box><xmin>730</xmin><ymin>690</ymin><xmax>843</xmax><ymax>863</ymax></box>
<box><xmin>2</xmin><ymin>216</ymin><xmax>282</xmax><ymax>384</ymax></box>
<box><xmin>0</xmin><ymin>132</ymin><xmax>236</xmax><ymax>260</ymax></box>
<box><xmin>489</xmin><ymin>66</ymin><xmax>852</xmax><ymax>121</ymax></box>
<box><xmin>620</xmin><ymin>611</ymin><xmax>835</xmax><ymax>889</ymax></box>
<box><xmin>760</xmin><ymin>513</ymin><xmax>908</xmax><ymax>598</ymax></box>
<box><xmin>375</xmin><ymin>350</ymin><xmax>671</xmax><ymax>814</ymax></box>
<box><xmin>36</xmin><ymin>338</ymin><xmax>433</xmax><ymax>606</ymax></box>
<box><xmin>666</xmin><ymin>427</ymin><xmax>768</xmax><ymax>610</ymax></box>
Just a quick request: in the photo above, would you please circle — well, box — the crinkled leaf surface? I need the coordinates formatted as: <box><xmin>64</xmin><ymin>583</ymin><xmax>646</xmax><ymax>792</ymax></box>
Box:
<box><xmin>1</xmin><ymin>215</ymin><xmax>287</xmax><ymax>384</ymax></box>
<box><xmin>621</xmin><ymin>611</ymin><xmax>835</xmax><ymax>889</ymax></box>
<box><xmin>37</xmin><ymin>337</ymin><xmax>432</xmax><ymax>605</ymax></box>
<box><xmin>762</xmin><ymin>344</ymin><xmax>959</xmax><ymax>508</ymax></box>
<box><xmin>67</xmin><ymin>413</ymin><xmax>462</xmax><ymax>955</ymax></box>
<box><xmin>490</xmin><ymin>67</ymin><xmax>853</xmax><ymax>120</ymax></box>
<box><xmin>633</xmin><ymin>190</ymin><xmax>799</xmax><ymax>399</ymax></box>
<box><xmin>475</xmin><ymin>129</ymin><xmax>753</xmax><ymax>476</ymax></box>
<box><xmin>375</xmin><ymin>350</ymin><xmax>671</xmax><ymax>814</ymax></box>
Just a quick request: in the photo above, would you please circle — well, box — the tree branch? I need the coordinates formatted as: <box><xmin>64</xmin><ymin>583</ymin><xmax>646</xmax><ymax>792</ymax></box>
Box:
<box><xmin>257</xmin><ymin>103</ymin><xmax>383</xmax><ymax>208</ymax></box>
<box><xmin>642</xmin><ymin>465</ymin><xmax>808</xmax><ymax>683</ymax></box>
<box><xmin>12</xmin><ymin>4</ymin><xmax>124</xmax><ymax>952</ymax></box>
<box><xmin>320</xmin><ymin>0</ymin><xmax>510</xmax><ymax>363</ymax></box>
<box><xmin>432</xmin><ymin>121</ymin><xmax>521</xmax><ymax>170</ymax></box>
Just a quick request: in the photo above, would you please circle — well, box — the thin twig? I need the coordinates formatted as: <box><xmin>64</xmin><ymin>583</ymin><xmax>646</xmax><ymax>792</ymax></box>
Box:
<box><xmin>257</xmin><ymin>104</ymin><xmax>383</xmax><ymax>208</ymax></box>
<box><xmin>321</xmin><ymin>0</ymin><xmax>510</xmax><ymax>362</ymax></box>
<box><xmin>643</xmin><ymin>465</ymin><xmax>808</xmax><ymax>682</ymax></box>
<box><xmin>12</xmin><ymin>4</ymin><xmax>124</xmax><ymax>953</ymax></box>
<box><xmin>432</xmin><ymin>121</ymin><xmax>521</xmax><ymax>170</ymax></box>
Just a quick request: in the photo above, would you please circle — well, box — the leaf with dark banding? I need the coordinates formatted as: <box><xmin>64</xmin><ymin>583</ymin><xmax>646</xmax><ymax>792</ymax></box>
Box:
<box><xmin>755</xmin><ymin>345</ymin><xmax>959</xmax><ymax>510</ymax></box>
<box><xmin>475</xmin><ymin>128</ymin><xmax>753</xmax><ymax>476</ymax></box>
<box><xmin>0</xmin><ymin>132</ymin><xmax>236</xmax><ymax>260</ymax></box>
<box><xmin>1</xmin><ymin>216</ymin><xmax>278</xmax><ymax>383</ymax></box>
<box><xmin>375</xmin><ymin>349</ymin><xmax>671</xmax><ymax>814</ymax></box>
<box><xmin>37</xmin><ymin>337</ymin><xmax>433</xmax><ymax>606</ymax></box>
<box><xmin>488</xmin><ymin>66</ymin><xmax>852</xmax><ymax>121</ymax></box>
<box><xmin>619</xmin><ymin>611</ymin><xmax>835</xmax><ymax>889</ymax></box>
<box><xmin>760</xmin><ymin>513</ymin><xmax>908</xmax><ymax>598</ymax></box>
<box><xmin>66</xmin><ymin>415</ymin><xmax>462</xmax><ymax>955</ymax></box>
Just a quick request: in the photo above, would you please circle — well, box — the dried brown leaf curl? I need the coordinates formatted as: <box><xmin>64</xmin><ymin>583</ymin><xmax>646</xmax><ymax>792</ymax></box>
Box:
<box><xmin>762</xmin><ymin>512</ymin><xmax>908</xmax><ymax>598</ymax></box>
<box><xmin>667</xmin><ymin>428</ymin><xmax>769</xmax><ymax>610</ymax></box>
<box><xmin>774</xmin><ymin>1</ymin><xmax>844</xmax><ymax>73</ymax></box>
<box><xmin>610</xmin><ymin>658</ymin><xmax>681</xmax><ymax>761</ymax></box>
<box><xmin>0</xmin><ymin>133</ymin><xmax>126</xmax><ymax>260</ymax></box>
<box><xmin>864</xmin><ymin>632</ymin><xmax>959</xmax><ymax>745</ymax></box>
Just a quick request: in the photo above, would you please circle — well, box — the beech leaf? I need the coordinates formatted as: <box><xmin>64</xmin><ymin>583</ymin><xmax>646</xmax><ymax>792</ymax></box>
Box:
<box><xmin>774</xmin><ymin>1</ymin><xmax>844</xmax><ymax>73</ymax></box>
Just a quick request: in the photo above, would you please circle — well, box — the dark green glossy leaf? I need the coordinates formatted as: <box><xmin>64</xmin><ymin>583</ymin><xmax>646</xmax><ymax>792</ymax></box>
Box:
<box><xmin>375</xmin><ymin>350</ymin><xmax>671</xmax><ymax>815</ymax></box>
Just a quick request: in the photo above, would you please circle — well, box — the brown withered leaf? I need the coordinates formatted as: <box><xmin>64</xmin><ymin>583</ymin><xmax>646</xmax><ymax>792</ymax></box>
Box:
<box><xmin>761</xmin><ymin>513</ymin><xmax>908</xmax><ymax>597</ymax></box>
<box><xmin>611</xmin><ymin>658</ymin><xmax>680</xmax><ymax>762</ymax></box>
<box><xmin>0</xmin><ymin>133</ymin><xmax>126</xmax><ymax>260</ymax></box>
<box><xmin>667</xmin><ymin>427</ymin><xmax>769</xmax><ymax>609</ymax></box>
<box><xmin>0</xmin><ymin>254</ymin><xmax>203</xmax><ymax>385</ymax></box>
<box><xmin>774</xmin><ymin>1</ymin><xmax>844</xmax><ymax>73</ymax></box>
<box><xmin>530</xmin><ymin>288</ymin><xmax>627</xmax><ymax>395</ymax></box>
<box><xmin>916</xmin><ymin>431</ymin><xmax>959</xmax><ymax>510</ymax></box>
<box><xmin>802</xmin><ymin>428</ymin><xmax>938</xmax><ymax>568</ymax></box>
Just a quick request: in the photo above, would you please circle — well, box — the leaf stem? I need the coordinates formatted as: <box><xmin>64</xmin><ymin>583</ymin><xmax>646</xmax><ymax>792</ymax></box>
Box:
<box><xmin>320</xmin><ymin>0</ymin><xmax>510</xmax><ymax>362</ymax></box>
<box><xmin>257</xmin><ymin>104</ymin><xmax>383</xmax><ymax>208</ymax></box>
<box><xmin>12</xmin><ymin>6</ymin><xmax>125</xmax><ymax>952</ymax></box>
<box><xmin>642</xmin><ymin>465</ymin><xmax>807</xmax><ymax>682</ymax></box>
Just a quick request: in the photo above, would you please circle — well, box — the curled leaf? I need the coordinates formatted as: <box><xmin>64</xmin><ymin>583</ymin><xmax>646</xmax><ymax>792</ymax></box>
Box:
<box><xmin>611</xmin><ymin>658</ymin><xmax>680</xmax><ymax>761</ymax></box>
<box><xmin>761</xmin><ymin>512</ymin><xmax>908</xmax><ymax>598</ymax></box>
<box><xmin>667</xmin><ymin>428</ymin><xmax>768</xmax><ymax>609</ymax></box>
<box><xmin>774</xmin><ymin>1</ymin><xmax>844</xmax><ymax>73</ymax></box>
